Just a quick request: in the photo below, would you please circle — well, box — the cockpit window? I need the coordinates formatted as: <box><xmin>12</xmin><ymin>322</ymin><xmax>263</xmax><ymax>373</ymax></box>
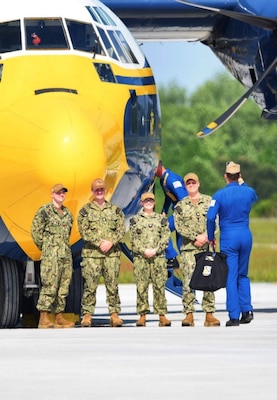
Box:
<box><xmin>66</xmin><ymin>19</ymin><xmax>104</xmax><ymax>55</ymax></box>
<box><xmin>115</xmin><ymin>31</ymin><xmax>138</xmax><ymax>64</ymax></box>
<box><xmin>0</xmin><ymin>20</ymin><xmax>21</xmax><ymax>53</ymax></box>
<box><xmin>86</xmin><ymin>6</ymin><xmax>116</xmax><ymax>26</ymax></box>
<box><xmin>108</xmin><ymin>30</ymin><xmax>138</xmax><ymax>64</ymax></box>
<box><xmin>25</xmin><ymin>19</ymin><xmax>69</xmax><ymax>49</ymax></box>
<box><xmin>95</xmin><ymin>7</ymin><xmax>116</xmax><ymax>26</ymax></box>
<box><xmin>97</xmin><ymin>27</ymin><xmax>119</xmax><ymax>61</ymax></box>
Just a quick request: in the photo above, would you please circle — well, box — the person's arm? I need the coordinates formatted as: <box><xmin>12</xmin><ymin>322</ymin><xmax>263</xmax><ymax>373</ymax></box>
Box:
<box><xmin>206</xmin><ymin>197</ymin><xmax>219</xmax><ymax>242</ymax></box>
<box><xmin>106</xmin><ymin>207</ymin><xmax>126</xmax><ymax>245</ymax></box>
<box><xmin>31</xmin><ymin>208</ymin><xmax>47</xmax><ymax>251</ymax></box>
<box><xmin>155</xmin><ymin>217</ymin><xmax>171</xmax><ymax>255</ymax></box>
<box><xmin>174</xmin><ymin>203</ymin><xmax>198</xmax><ymax>241</ymax></box>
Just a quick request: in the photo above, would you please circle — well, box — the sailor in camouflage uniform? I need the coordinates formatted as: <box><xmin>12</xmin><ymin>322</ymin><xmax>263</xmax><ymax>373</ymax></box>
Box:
<box><xmin>31</xmin><ymin>183</ymin><xmax>74</xmax><ymax>329</ymax></box>
<box><xmin>129</xmin><ymin>192</ymin><xmax>171</xmax><ymax>327</ymax></box>
<box><xmin>174</xmin><ymin>173</ymin><xmax>220</xmax><ymax>327</ymax></box>
<box><xmin>78</xmin><ymin>179</ymin><xmax>126</xmax><ymax>327</ymax></box>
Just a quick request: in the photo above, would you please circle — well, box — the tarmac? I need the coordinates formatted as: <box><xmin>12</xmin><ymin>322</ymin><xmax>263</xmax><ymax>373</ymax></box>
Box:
<box><xmin>0</xmin><ymin>282</ymin><xmax>276</xmax><ymax>400</ymax></box>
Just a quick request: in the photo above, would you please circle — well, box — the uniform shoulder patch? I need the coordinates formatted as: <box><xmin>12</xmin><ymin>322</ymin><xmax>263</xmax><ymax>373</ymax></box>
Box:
<box><xmin>174</xmin><ymin>205</ymin><xmax>182</xmax><ymax>213</ymax></box>
<box><xmin>79</xmin><ymin>206</ymin><xmax>88</xmax><ymax>217</ymax></box>
<box><xmin>130</xmin><ymin>217</ymin><xmax>136</xmax><ymax>226</ymax></box>
<box><xmin>161</xmin><ymin>217</ymin><xmax>168</xmax><ymax>226</ymax></box>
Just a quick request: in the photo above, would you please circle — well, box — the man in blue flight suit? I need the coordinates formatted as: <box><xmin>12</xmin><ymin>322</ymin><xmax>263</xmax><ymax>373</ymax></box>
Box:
<box><xmin>207</xmin><ymin>161</ymin><xmax>258</xmax><ymax>327</ymax></box>
<box><xmin>155</xmin><ymin>161</ymin><xmax>188</xmax><ymax>268</ymax></box>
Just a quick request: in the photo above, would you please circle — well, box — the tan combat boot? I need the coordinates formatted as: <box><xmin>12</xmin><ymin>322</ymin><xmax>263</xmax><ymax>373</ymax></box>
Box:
<box><xmin>54</xmin><ymin>313</ymin><xmax>75</xmax><ymax>328</ymax></box>
<box><xmin>38</xmin><ymin>311</ymin><xmax>54</xmax><ymax>329</ymax></box>
<box><xmin>110</xmin><ymin>312</ymin><xmax>123</xmax><ymax>327</ymax></box>
<box><xmin>136</xmin><ymin>314</ymin><xmax>146</xmax><ymax>327</ymax></box>
<box><xmin>159</xmin><ymin>314</ymin><xmax>171</xmax><ymax>327</ymax></box>
<box><xmin>182</xmin><ymin>312</ymin><xmax>194</xmax><ymax>327</ymax></box>
<box><xmin>81</xmin><ymin>313</ymin><xmax>92</xmax><ymax>327</ymax></box>
<box><xmin>204</xmin><ymin>312</ymin><xmax>220</xmax><ymax>327</ymax></box>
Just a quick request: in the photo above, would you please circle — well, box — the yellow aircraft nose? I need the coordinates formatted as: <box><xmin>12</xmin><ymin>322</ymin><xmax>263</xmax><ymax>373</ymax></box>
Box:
<box><xmin>0</xmin><ymin>92</ymin><xmax>112</xmax><ymax>259</ymax></box>
<box><xmin>35</xmin><ymin>94</ymin><xmax>106</xmax><ymax>188</ymax></box>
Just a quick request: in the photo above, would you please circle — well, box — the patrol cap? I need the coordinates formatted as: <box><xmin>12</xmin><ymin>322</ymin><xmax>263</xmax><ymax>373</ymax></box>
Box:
<box><xmin>91</xmin><ymin>178</ymin><xmax>105</xmax><ymax>191</ymax></box>
<box><xmin>51</xmin><ymin>183</ymin><xmax>68</xmax><ymax>193</ymax></box>
<box><xmin>184</xmin><ymin>173</ymin><xmax>199</xmax><ymax>184</ymax></box>
<box><xmin>141</xmin><ymin>192</ymin><xmax>155</xmax><ymax>202</ymax></box>
<box><xmin>226</xmin><ymin>161</ymin><xmax>240</xmax><ymax>174</ymax></box>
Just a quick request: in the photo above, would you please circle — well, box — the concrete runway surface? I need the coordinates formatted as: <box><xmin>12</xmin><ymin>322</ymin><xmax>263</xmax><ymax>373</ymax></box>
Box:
<box><xmin>0</xmin><ymin>283</ymin><xmax>276</xmax><ymax>400</ymax></box>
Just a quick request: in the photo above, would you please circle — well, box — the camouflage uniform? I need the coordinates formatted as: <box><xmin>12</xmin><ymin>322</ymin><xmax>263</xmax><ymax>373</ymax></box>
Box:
<box><xmin>129</xmin><ymin>212</ymin><xmax>170</xmax><ymax>315</ymax></box>
<box><xmin>174</xmin><ymin>194</ymin><xmax>216</xmax><ymax>314</ymax></box>
<box><xmin>31</xmin><ymin>203</ymin><xmax>73</xmax><ymax>313</ymax></box>
<box><xmin>77</xmin><ymin>201</ymin><xmax>125</xmax><ymax>315</ymax></box>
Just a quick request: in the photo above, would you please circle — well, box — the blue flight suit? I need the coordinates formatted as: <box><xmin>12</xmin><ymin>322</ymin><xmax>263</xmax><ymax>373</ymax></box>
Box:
<box><xmin>160</xmin><ymin>168</ymin><xmax>188</xmax><ymax>258</ymax></box>
<box><xmin>207</xmin><ymin>182</ymin><xmax>258</xmax><ymax>320</ymax></box>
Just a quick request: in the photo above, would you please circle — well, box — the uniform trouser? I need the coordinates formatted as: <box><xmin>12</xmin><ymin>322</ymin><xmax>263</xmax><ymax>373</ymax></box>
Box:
<box><xmin>220</xmin><ymin>228</ymin><xmax>253</xmax><ymax>320</ymax></box>
<box><xmin>81</xmin><ymin>256</ymin><xmax>121</xmax><ymax>315</ymax></box>
<box><xmin>180</xmin><ymin>250</ymin><xmax>215</xmax><ymax>314</ymax></box>
<box><xmin>165</xmin><ymin>214</ymin><xmax>182</xmax><ymax>259</ymax></box>
<box><xmin>37</xmin><ymin>255</ymin><xmax>73</xmax><ymax>313</ymax></box>
<box><xmin>133</xmin><ymin>256</ymin><xmax>168</xmax><ymax>315</ymax></box>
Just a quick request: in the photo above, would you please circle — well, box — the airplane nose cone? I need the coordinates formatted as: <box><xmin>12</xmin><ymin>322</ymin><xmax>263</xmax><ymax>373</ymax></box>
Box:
<box><xmin>0</xmin><ymin>93</ymin><xmax>110</xmax><ymax>259</ymax></box>
<box><xmin>35</xmin><ymin>95</ymin><xmax>106</xmax><ymax>187</ymax></box>
<box><xmin>3</xmin><ymin>94</ymin><xmax>107</xmax><ymax>192</ymax></box>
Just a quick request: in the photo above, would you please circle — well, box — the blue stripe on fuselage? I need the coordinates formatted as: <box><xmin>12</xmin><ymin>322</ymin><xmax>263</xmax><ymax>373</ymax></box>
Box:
<box><xmin>115</xmin><ymin>75</ymin><xmax>155</xmax><ymax>85</ymax></box>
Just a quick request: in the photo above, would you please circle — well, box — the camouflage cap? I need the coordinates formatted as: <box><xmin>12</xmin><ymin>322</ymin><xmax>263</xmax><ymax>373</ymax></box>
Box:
<box><xmin>91</xmin><ymin>178</ymin><xmax>105</xmax><ymax>191</ymax></box>
<box><xmin>51</xmin><ymin>183</ymin><xmax>68</xmax><ymax>193</ymax></box>
<box><xmin>226</xmin><ymin>161</ymin><xmax>240</xmax><ymax>174</ymax></box>
<box><xmin>184</xmin><ymin>172</ymin><xmax>199</xmax><ymax>184</ymax></box>
<box><xmin>141</xmin><ymin>192</ymin><xmax>155</xmax><ymax>202</ymax></box>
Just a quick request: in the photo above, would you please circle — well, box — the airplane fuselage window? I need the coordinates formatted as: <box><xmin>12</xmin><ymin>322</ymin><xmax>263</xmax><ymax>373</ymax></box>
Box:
<box><xmin>25</xmin><ymin>18</ymin><xmax>69</xmax><ymax>49</ymax></box>
<box><xmin>0</xmin><ymin>20</ymin><xmax>21</xmax><ymax>53</ymax></box>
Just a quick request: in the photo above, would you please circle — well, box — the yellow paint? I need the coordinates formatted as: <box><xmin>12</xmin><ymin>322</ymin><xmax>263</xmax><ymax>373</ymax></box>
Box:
<box><xmin>0</xmin><ymin>54</ymin><xmax>153</xmax><ymax>260</ymax></box>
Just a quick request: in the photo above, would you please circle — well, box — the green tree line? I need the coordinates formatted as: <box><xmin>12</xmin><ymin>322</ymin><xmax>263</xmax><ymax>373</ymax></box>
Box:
<box><xmin>158</xmin><ymin>73</ymin><xmax>277</xmax><ymax>216</ymax></box>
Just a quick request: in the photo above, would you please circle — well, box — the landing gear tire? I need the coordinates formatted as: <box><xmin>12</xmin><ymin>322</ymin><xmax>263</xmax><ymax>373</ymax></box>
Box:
<box><xmin>0</xmin><ymin>257</ymin><xmax>20</xmax><ymax>328</ymax></box>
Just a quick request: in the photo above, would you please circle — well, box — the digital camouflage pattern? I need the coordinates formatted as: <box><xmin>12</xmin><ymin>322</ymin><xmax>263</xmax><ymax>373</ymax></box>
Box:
<box><xmin>81</xmin><ymin>256</ymin><xmax>121</xmax><ymax>315</ymax></box>
<box><xmin>129</xmin><ymin>212</ymin><xmax>170</xmax><ymax>257</ymax></box>
<box><xmin>31</xmin><ymin>203</ymin><xmax>73</xmax><ymax>313</ymax></box>
<box><xmin>129</xmin><ymin>212</ymin><xmax>170</xmax><ymax>315</ymax></box>
<box><xmin>174</xmin><ymin>194</ymin><xmax>212</xmax><ymax>252</ymax></box>
<box><xmin>77</xmin><ymin>200</ymin><xmax>125</xmax><ymax>315</ymax></box>
<box><xmin>174</xmin><ymin>194</ymin><xmax>216</xmax><ymax>314</ymax></box>
<box><xmin>77</xmin><ymin>201</ymin><xmax>125</xmax><ymax>258</ymax></box>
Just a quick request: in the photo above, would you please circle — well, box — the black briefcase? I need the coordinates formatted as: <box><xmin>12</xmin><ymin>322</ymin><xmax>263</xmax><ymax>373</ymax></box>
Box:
<box><xmin>189</xmin><ymin>246</ymin><xmax>228</xmax><ymax>292</ymax></box>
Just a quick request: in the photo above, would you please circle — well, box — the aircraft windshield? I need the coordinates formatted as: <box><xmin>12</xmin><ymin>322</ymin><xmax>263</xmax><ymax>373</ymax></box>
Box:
<box><xmin>0</xmin><ymin>7</ymin><xmax>139</xmax><ymax>64</ymax></box>
<box><xmin>25</xmin><ymin>18</ymin><xmax>69</xmax><ymax>49</ymax></box>
<box><xmin>87</xmin><ymin>6</ymin><xmax>138</xmax><ymax>63</ymax></box>
<box><xmin>66</xmin><ymin>19</ymin><xmax>104</xmax><ymax>55</ymax></box>
<box><xmin>0</xmin><ymin>20</ymin><xmax>21</xmax><ymax>53</ymax></box>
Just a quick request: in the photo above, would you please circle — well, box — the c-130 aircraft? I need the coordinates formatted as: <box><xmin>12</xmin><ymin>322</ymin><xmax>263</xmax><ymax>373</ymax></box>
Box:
<box><xmin>0</xmin><ymin>0</ymin><xmax>276</xmax><ymax>327</ymax></box>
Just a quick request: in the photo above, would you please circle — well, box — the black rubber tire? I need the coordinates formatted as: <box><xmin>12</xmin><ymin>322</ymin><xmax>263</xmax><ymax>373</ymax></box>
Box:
<box><xmin>0</xmin><ymin>257</ymin><xmax>20</xmax><ymax>328</ymax></box>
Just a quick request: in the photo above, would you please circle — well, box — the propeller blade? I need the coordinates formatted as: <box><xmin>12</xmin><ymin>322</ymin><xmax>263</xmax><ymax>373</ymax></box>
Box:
<box><xmin>196</xmin><ymin>57</ymin><xmax>277</xmax><ymax>137</ymax></box>
<box><xmin>177</xmin><ymin>0</ymin><xmax>277</xmax><ymax>30</ymax></box>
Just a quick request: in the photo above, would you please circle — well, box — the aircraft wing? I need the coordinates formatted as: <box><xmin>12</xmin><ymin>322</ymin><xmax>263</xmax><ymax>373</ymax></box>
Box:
<box><xmin>103</xmin><ymin>0</ymin><xmax>277</xmax><ymax>40</ymax></box>
<box><xmin>103</xmin><ymin>0</ymin><xmax>277</xmax><ymax>124</ymax></box>
<box><xmin>102</xmin><ymin>0</ymin><xmax>220</xmax><ymax>41</ymax></box>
